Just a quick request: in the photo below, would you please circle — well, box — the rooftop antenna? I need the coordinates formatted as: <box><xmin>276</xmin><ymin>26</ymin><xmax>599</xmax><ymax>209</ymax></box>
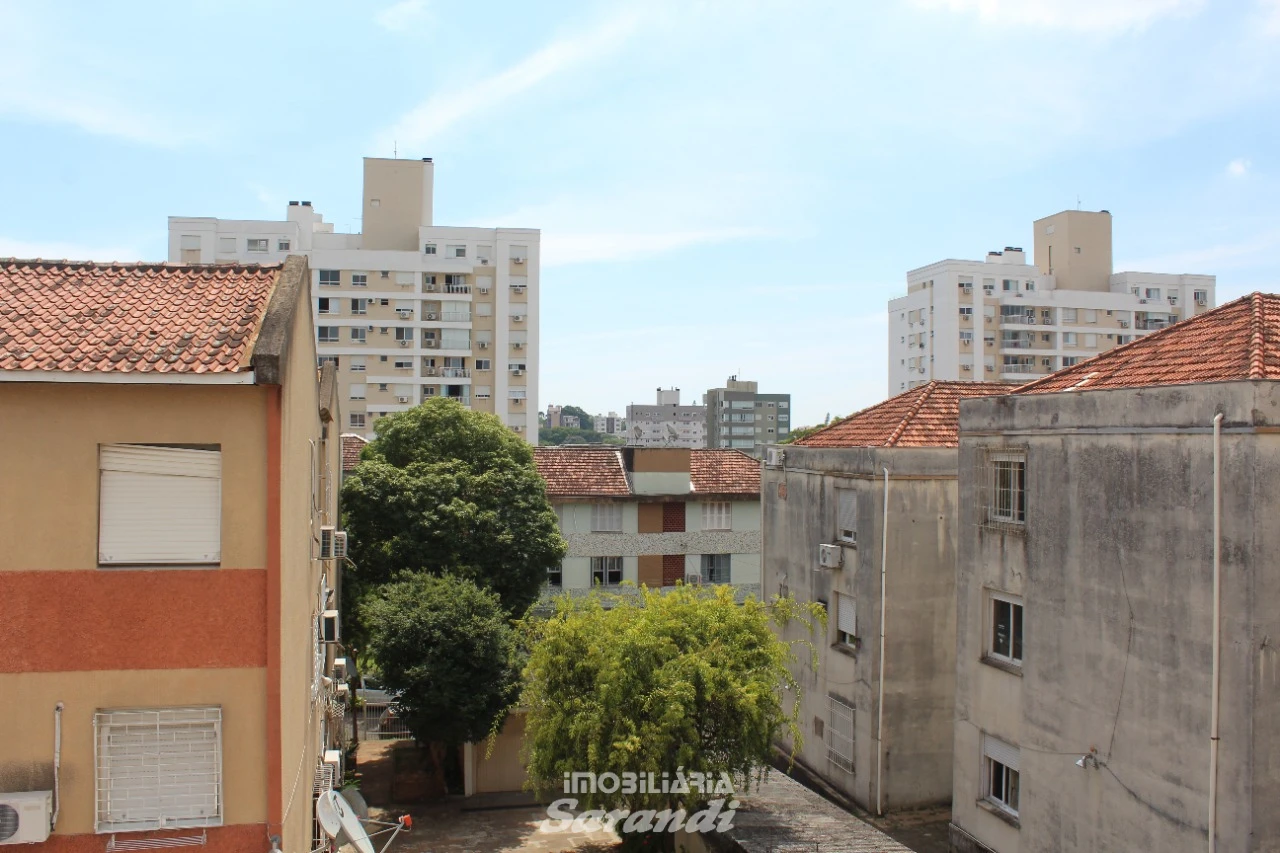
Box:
<box><xmin>394</xmin><ymin>140</ymin><xmax>398</xmax><ymax>158</ymax></box>
<box><xmin>1076</xmin><ymin>194</ymin><xmax>1082</xmax><ymax>210</ymax></box>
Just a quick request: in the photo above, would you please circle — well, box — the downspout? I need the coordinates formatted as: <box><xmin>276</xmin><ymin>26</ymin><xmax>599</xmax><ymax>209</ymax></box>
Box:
<box><xmin>52</xmin><ymin>702</ymin><xmax>63</xmax><ymax>833</ymax></box>
<box><xmin>1209</xmin><ymin>412</ymin><xmax>1223</xmax><ymax>852</ymax></box>
<box><xmin>876</xmin><ymin>465</ymin><xmax>889</xmax><ymax>816</ymax></box>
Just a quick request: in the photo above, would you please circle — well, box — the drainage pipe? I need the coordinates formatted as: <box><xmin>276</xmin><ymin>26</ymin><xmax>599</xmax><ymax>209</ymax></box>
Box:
<box><xmin>1209</xmin><ymin>412</ymin><xmax>1223</xmax><ymax>852</ymax></box>
<box><xmin>876</xmin><ymin>465</ymin><xmax>889</xmax><ymax>816</ymax></box>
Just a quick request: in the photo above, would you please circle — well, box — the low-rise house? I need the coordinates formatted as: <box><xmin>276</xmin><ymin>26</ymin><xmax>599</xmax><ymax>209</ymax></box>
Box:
<box><xmin>533</xmin><ymin>446</ymin><xmax>761</xmax><ymax>593</ymax></box>
<box><xmin>341</xmin><ymin>432</ymin><xmax>368</xmax><ymax>480</ymax></box>
<box><xmin>951</xmin><ymin>293</ymin><xmax>1280</xmax><ymax>852</ymax></box>
<box><xmin>0</xmin><ymin>258</ymin><xmax>343</xmax><ymax>853</ymax></box>
<box><xmin>762</xmin><ymin>381</ymin><xmax>1008</xmax><ymax>814</ymax></box>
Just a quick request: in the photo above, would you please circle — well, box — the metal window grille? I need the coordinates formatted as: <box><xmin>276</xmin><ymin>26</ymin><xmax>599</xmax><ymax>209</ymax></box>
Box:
<box><xmin>348</xmin><ymin>703</ymin><xmax>413</xmax><ymax>742</ymax></box>
<box><xmin>95</xmin><ymin>708</ymin><xmax>223</xmax><ymax>833</ymax></box>
<box><xmin>977</xmin><ymin>448</ymin><xmax>1027</xmax><ymax>533</ymax></box>
<box><xmin>826</xmin><ymin>696</ymin><xmax>854</xmax><ymax>774</ymax></box>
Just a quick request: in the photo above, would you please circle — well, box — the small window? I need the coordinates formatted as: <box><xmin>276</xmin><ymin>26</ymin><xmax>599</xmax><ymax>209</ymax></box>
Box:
<box><xmin>982</xmin><ymin>736</ymin><xmax>1020</xmax><ymax>817</ymax></box>
<box><xmin>960</xmin><ymin>306</ymin><xmax>973</xmax><ymax>316</ymax></box>
<box><xmin>988</xmin><ymin>592</ymin><xmax>1024</xmax><ymax>666</ymax></box>
<box><xmin>349</xmin><ymin>413</ymin><xmax>366</xmax><ymax>429</ymax></box>
<box><xmin>350</xmin><ymin>327</ymin><xmax>367</xmax><ymax>344</ymax></box>
<box><xmin>350</xmin><ymin>298</ymin><xmax>367</xmax><ymax>315</ymax></box>
<box><xmin>702</xmin><ymin>502</ymin><xmax>731</xmax><ymax>531</ymax></box>
<box><xmin>348</xmin><ymin>384</ymin><xmax>366</xmax><ymax>401</ymax></box>
<box><xmin>394</xmin><ymin>360</ymin><xmax>412</xmax><ymax>370</ymax></box>
<box><xmin>94</xmin><ymin>707</ymin><xmax>223</xmax><ymax>832</ymax></box>
<box><xmin>424</xmin><ymin>242</ymin><xmax>437</xmax><ymax>255</ymax></box>
<box><xmin>591</xmin><ymin>503</ymin><xmax>622</xmax><ymax>532</ymax></box>
<box><xmin>985</xmin><ymin>451</ymin><xmax>1026</xmax><ymax>526</ymax></box>
<box><xmin>317</xmin><ymin>356</ymin><xmax>338</xmax><ymax>369</ymax></box>
<box><xmin>827</xmin><ymin>695</ymin><xmax>854</xmax><ymax>773</ymax></box>
<box><xmin>836</xmin><ymin>489</ymin><xmax>857</xmax><ymax>544</ymax></box>
<box><xmin>836</xmin><ymin>592</ymin><xmax>856</xmax><ymax>646</ymax></box>
<box><xmin>217</xmin><ymin>237</ymin><xmax>236</xmax><ymax>254</ymax></box>
<box><xmin>318</xmin><ymin>326</ymin><xmax>339</xmax><ymax>343</ymax></box>
<box><xmin>319</xmin><ymin>270</ymin><xmax>340</xmax><ymax>287</ymax></box>
<box><xmin>476</xmin><ymin>302</ymin><xmax>493</xmax><ymax>317</ymax></box>
<box><xmin>99</xmin><ymin>445</ymin><xmax>222</xmax><ymax>565</ymax></box>
<box><xmin>246</xmin><ymin>238</ymin><xmax>268</xmax><ymax>253</ymax></box>
<box><xmin>351</xmin><ymin>272</ymin><xmax>368</xmax><ymax>288</ymax></box>
<box><xmin>317</xmin><ymin>298</ymin><xmax>335</xmax><ymax>315</ymax></box>
<box><xmin>547</xmin><ymin>564</ymin><xmax>563</xmax><ymax>587</ymax></box>
<box><xmin>700</xmin><ymin>553</ymin><xmax>730</xmax><ymax>584</ymax></box>
<box><xmin>447</xmin><ymin>244</ymin><xmax>466</xmax><ymax>258</ymax></box>
<box><xmin>474</xmin><ymin>359</ymin><xmax>491</xmax><ymax>371</ymax></box>
<box><xmin>277</xmin><ymin>238</ymin><xmax>291</xmax><ymax>251</ymax></box>
<box><xmin>591</xmin><ymin>556</ymin><xmax>623</xmax><ymax>586</ymax></box>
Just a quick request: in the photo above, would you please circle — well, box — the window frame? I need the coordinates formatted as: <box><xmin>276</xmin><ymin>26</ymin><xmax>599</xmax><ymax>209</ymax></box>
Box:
<box><xmin>351</xmin><ymin>272</ymin><xmax>368</xmax><ymax>288</ymax></box>
<box><xmin>246</xmin><ymin>238</ymin><xmax>268</xmax><ymax>253</ymax></box>
<box><xmin>318</xmin><ymin>269</ymin><xmax>340</xmax><ymax>287</ymax></box>
<box><xmin>700</xmin><ymin>553</ymin><xmax>730</xmax><ymax>584</ymax></box>
<box><xmin>988</xmin><ymin>451</ymin><xmax>1026</xmax><ymax>526</ymax></box>
<box><xmin>701</xmin><ymin>501</ymin><xmax>731</xmax><ymax>531</ymax></box>
<box><xmin>836</xmin><ymin>488</ymin><xmax>858</xmax><ymax>545</ymax></box>
<box><xmin>349</xmin><ymin>413</ymin><xmax>366</xmax><ymax>429</ymax></box>
<box><xmin>986</xmin><ymin>591</ymin><xmax>1024</xmax><ymax>667</ymax></box>
<box><xmin>981</xmin><ymin>735</ymin><xmax>1020</xmax><ymax>818</ymax></box>
<box><xmin>591</xmin><ymin>556</ymin><xmax>623</xmax><ymax>586</ymax></box>
<box><xmin>547</xmin><ymin>564</ymin><xmax>563</xmax><ymax>587</ymax></box>
<box><xmin>350</xmin><ymin>327</ymin><xmax>367</xmax><ymax>344</ymax></box>
<box><xmin>590</xmin><ymin>503</ymin><xmax>623</xmax><ymax>533</ymax></box>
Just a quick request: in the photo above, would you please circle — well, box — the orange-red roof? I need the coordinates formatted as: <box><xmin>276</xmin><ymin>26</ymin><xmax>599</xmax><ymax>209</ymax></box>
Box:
<box><xmin>0</xmin><ymin>259</ymin><xmax>281</xmax><ymax>375</ymax></box>
<box><xmin>795</xmin><ymin>381</ymin><xmax>1011</xmax><ymax>448</ymax></box>
<box><xmin>1015</xmin><ymin>292</ymin><xmax>1280</xmax><ymax>394</ymax></box>
<box><xmin>342</xmin><ymin>433</ymin><xmax>368</xmax><ymax>472</ymax></box>
<box><xmin>533</xmin><ymin>447</ymin><xmax>631</xmax><ymax>497</ymax></box>
<box><xmin>691</xmin><ymin>449</ymin><xmax>760</xmax><ymax>496</ymax></box>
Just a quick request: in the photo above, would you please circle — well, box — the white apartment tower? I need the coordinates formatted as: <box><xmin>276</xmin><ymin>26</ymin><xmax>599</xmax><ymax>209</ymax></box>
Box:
<box><xmin>887</xmin><ymin>210</ymin><xmax>1215</xmax><ymax>394</ymax></box>
<box><xmin>167</xmin><ymin>158</ymin><xmax>540</xmax><ymax>439</ymax></box>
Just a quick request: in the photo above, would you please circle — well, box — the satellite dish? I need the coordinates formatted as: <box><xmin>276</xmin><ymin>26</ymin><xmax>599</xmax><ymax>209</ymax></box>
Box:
<box><xmin>318</xmin><ymin>790</ymin><xmax>376</xmax><ymax>853</ymax></box>
<box><xmin>342</xmin><ymin>788</ymin><xmax>370</xmax><ymax>821</ymax></box>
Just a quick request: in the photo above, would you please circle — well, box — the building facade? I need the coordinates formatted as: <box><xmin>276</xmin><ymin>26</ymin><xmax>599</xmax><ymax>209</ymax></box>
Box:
<box><xmin>168</xmin><ymin>157</ymin><xmax>540</xmax><ymax>440</ymax></box>
<box><xmin>705</xmin><ymin>376</ymin><xmax>791</xmax><ymax>456</ymax></box>
<box><xmin>888</xmin><ymin>210</ymin><xmax>1216</xmax><ymax>394</ymax></box>
<box><xmin>626</xmin><ymin>388</ymin><xmax>707</xmax><ymax>448</ymax></box>
<box><xmin>593</xmin><ymin>411</ymin><xmax>626</xmax><ymax>438</ymax></box>
<box><xmin>0</xmin><ymin>258</ymin><xmax>344</xmax><ymax>853</ymax></box>
<box><xmin>950</xmin><ymin>294</ymin><xmax>1280</xmax><ymax>853</ymax></box>
<box><xmin>762</xmin><ymin>381</ymin><xmax>1007</xmax><ymax>815</ymax></box>
<box><xmin>533</xmin><ymin>447</ymin><xmax>761</xmax><ymax>593</ymax></box>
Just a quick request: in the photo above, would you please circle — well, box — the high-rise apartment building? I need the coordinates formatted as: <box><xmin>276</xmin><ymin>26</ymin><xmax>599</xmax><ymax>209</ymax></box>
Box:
<box><xmin>704</xmin><ymin>376</ymin><xmax>791</xmax><ymax>456</ymax></box>
<box><xmin>887</xmin><ymin>210</ymin><xmax>1215</xmax><ymax>394</ymax></box>
<box><xmin>626</xmin><ymin>388</ymin><xmax>707</xmax><ymax>448</ymax></box>
<box><xmin>168</xmin><ymin>157</ymin><xmax>540</xmax><ymax>440</ymax></box>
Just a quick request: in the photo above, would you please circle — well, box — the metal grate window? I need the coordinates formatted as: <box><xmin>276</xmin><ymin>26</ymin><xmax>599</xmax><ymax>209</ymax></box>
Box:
<box><xmin>826</xmin><ymin>695</ymin><xmax>855</xmax><ymax>774</ymax></box>
<box><xmin>95</xmin><ymin>708</ymin><xmax>223</xmax><ymax>833</ymax></box>
<box><xmin>978</xmin><ymin>448</ymin><xmax>1027</xmax><ymax>532</ymax></box>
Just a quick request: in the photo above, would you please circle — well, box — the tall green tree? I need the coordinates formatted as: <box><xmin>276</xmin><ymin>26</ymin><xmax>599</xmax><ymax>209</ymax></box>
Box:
<box><xmin>521</xmin><ymin>585</ymin><xmax>824</xmax><ymax>851</ymax></box>
<box><xmin>362</xmin><ymin>574</ymin><xmax>521</xmax><ymax>788</ymax></box>
<box><xmin>341</xmin><ymin>398</ymin><xmax>567</xmax><ymax>647</ymax></box>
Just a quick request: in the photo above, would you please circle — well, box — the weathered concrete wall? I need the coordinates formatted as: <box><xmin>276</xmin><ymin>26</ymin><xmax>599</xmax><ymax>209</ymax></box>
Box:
<box><xmin>953</xmin><ymin>381</ymin><xmax>1280</xmax><ymax>853</ymax></box>
<box><xmin>763</xmin><ymin>444</ymin><xmax>959</xmax><ymax>812</ymax></box>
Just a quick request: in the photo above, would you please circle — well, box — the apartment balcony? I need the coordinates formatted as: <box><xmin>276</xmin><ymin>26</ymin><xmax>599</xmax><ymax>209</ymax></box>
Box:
<box><xmin>1000</xmin><ymin>315</ymin><xmax>1036</xmax><ymax>325</ymax></box>
<box><xmin>441</xmin><ymin>311</ymin><xmax>471</xmax><ymax>322</ymax></box>
<box><xmin>444</xmin><ymin>284</ymin><xmax>471</xmax><ymax>295</ymax></box>
<box><xmin>1136</xmin><ymin>319</ymin><xmax>1168</xmax><ymax>331</ymax></box>
<box><xmin>1000</xmin><ymin>340</ymin><xmax>1035</xmax><ymax>350</ymax></box>
<box><xmin>441</xmin><ymin>367</ymin><xmax>471</xmax><ymax>379</ymax></box>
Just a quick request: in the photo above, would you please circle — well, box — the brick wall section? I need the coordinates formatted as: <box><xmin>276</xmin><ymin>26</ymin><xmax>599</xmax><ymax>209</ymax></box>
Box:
<box><xmin>662</xmin><ymin>502</ymin><xmax>686</xmax><ymax>532</ymax></box>
<box><xmin>662</xmin><ymin>554</ymin><xmax>685</xmax><ymax>586</ymax></box>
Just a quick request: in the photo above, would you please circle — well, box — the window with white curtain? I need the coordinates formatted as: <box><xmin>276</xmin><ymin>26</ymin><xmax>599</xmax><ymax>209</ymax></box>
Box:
<box><xmin>591</xmin><ymin>503</ymin><xmax>622</xmax><ymax>532</ymax></box>
<box><xmin>701</xmin><ymin>502</ymin><xmax>731</xmax><ymax>531</ymax></box>
<box><xmin>99</xmin><ymin>445</ymin><xmax>221</xmax><ymax>565</ymax></box>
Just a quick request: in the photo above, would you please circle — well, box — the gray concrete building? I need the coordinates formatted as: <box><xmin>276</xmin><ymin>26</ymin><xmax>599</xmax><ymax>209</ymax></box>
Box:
<box><xmin>762</xmin><ymin>381</ymin><xmax>1008</xmax><ymax>815</ymax></box>
<box><xmin>626</xmin><ymin>388</ymin><xmax>707</xmax><ymax>448</ymax></box>
<box><xmin>950</xmin><ymin>292</ymin><xmax>1280</xmax><ymax>853</ymax></box>
<box><xmin>706</xmin><ymin>376</ymin><xmax>791</xmax><ymax>457</ymax></box>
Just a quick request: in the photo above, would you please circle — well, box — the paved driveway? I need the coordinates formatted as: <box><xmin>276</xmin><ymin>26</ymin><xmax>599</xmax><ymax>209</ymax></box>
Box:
<box><xmin>374</xmin><ymin>802</ymin><xmax>619</xmax><ymax>853</ymax></box>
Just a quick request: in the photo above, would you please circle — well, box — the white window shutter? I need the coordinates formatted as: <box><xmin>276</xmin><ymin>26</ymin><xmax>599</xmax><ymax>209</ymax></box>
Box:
<box><xmin>99</xmin><ymin>445</ymin><xmax>221</xmax><ymax>565</ymax></box>
<box><xmin>838</xmin><ymin>595</ymin><xmax>857</xmax><ymax>636</ymax></box>
<box><xmin>837</xmin><ymin>490</ymin><xmax>858</xmax><ymax>541</ymax></box>
<box><xmin>983</xmin><ymin>735</ymin><xmax>1020</xmax><ymax>771</ymax></box>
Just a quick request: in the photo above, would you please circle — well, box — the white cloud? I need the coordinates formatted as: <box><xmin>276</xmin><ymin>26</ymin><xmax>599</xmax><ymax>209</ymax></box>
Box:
<box><xmin>1226</xmin><ymin>157</ymin><xmax>1252</xmax><ymax>177</ymax></box>
<box><xmin>375</xmin><ymin>0</ymin><xmax>430</xmax><ymax>32</ymax></box>
<box><xmin>909</xmin><ymin>0</ymin><xmax>1205</xmax><ymax>33</ymax></box>
<box><xmin>0</xmin><ymin>237</ymin><xmax>145</xmax><ymax>263</ymax></box>
<box><xmin>376</xmin><ymin>9</ymin><xmax>642</xmax><ymax>149</ymax></box>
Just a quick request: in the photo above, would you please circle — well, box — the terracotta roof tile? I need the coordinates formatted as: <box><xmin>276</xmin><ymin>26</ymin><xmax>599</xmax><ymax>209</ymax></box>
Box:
<box><xmin>0</xmin><ymin>259</ymin><xmax>281</xmax><ymax>375</ymax></box>
<box><xmin>341</xmin><ymin>433</ymin><xmax>369</xmax><ymax>472</ymax></box>
<box><xmin>1015</xmin><ymin>292</ymin><xmax>1280</xmax><ymax>394</ymax></box>
<box><xmin>690</xmin><ymin>449</ymin><xmax>760</xmax><ymax>496</ymax></box>
<box><xmin>533</xmin><ymin>447</ymin><xmax>631</xmax><ymax>497</ymax></box>
<box><xmin>795</xmin><ymin>381</ymin><xmax>1011</xmax><ymax>448</ymax></box>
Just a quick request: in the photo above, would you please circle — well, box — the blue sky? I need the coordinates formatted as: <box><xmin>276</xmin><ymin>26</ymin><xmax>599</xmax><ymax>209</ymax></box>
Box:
<box><xmin>2</xmin><ymin>0</ymin><xmax>1278</xmax><ymax>427</ymax></box>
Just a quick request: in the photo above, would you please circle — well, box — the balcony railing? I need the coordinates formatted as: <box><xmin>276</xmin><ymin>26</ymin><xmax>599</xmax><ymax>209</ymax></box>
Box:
<box><xmin>1136</xmin><ymin>320</ymin><xmax>1167</xmax><ymax>331</ymax></box>
<box><xmin>442</xmin><ymin>368</ymin><xmax>470</xmax><ymax>378</ymax></box>
<box><xmin>1001</xmin><ymin>315</ymin><xmax>1036</xmax><ymax>325</ymax></box>
<box><xmin>1001</xmin><ymin>340</ymin><xmax>1035</xmax><ymax>349</ymax></box>
<box><xmin>444</xmin><ymin>284</ymin><xmax>471</xmax><ymax>294</ymax></box>
<box><xmin>441</xmin><ymin>312</ymin><xmax>471</xmax><ymax>322</ymax></box>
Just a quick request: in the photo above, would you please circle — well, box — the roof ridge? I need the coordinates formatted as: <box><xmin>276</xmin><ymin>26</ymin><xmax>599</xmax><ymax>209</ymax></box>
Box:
<box><xmin>1249</xmin><ymin>291</ymin><xmax>1267</xmax><ymax>379</ymax></box>
<box><xmin>885</xmin><ymin>381</ymin><xmax>935</xmax><ymax>447</ymax></box>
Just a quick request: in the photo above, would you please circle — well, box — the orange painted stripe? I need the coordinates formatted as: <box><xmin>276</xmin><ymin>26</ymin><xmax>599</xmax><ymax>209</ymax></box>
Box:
<box><xmin>41</xmin><ymin>823</ymin><xmax>266</xmax><ymax>853</ymax></box>
<box><xmin>265</xmin><ymin>386</ymin><xmax>284</xmax><ymax>832</ymax></box>
<box><xmin>2</xmin><ymin>569</ymin><xmax>266</xmax><ymax>673</ymax></box>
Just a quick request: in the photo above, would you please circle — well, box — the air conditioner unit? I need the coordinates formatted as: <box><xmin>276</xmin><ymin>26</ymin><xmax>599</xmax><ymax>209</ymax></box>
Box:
<box><xmin>1119</xmin><ymin>321</ymin><xmax>1130</xmax><ymax>328</ymax></box>
<box><xmin>513</xmin><ymin>341</ymin><xmax>524</xmax><ymax>349</ymax></box>
<box><xmin>478</xmin><ymin>287</ymin><xmax>490</xmax><ymax>294</ymax></box>
<box><xmin>425</xmin><ymin>284</ymin><xmax>437</xmax><ymax>292</ymax></box>
<box><xmin>480</xmin><ymin>258</ymin><xmax>489</xmax><ymax>265</ymax></box>
<box><xmin>1139</xmin><ymin>298</ymin><xmax>1148</xmax><ymax>304</ymax></box>
<box><xmin>321</xmin><ymin>610</ymin><xmax>340</xmax><ymax>643</ymax></box>
<box><xmin>1197</xmin><ymin>296</ymin><xmax>1207</xmax><ymax>306</ymax></box>
<box><xmin>319</xmin><ymin>525</ymin><xmax>338</xmax><ymax>559</ymax></box>
<box><xmin>335</xmin><ymin>683</ymin><xmax>349</xmax><ymax>698</ymax></box>
<box><xmin>0</xmin><ymin>791</ymin><xmax>52</xmax><ymax>844</ymax></box>
<box><xmin>684</xmin><ymin>573</ymin><xmax>702</xmax><ymax>586</ymax></box>
<box><xmin>512</xmin><ymin>256</ymin><xmax>526</xmax><ymax>264</ymax></box>
<box><xmin>818</xmin><ymin>544</ymin><xmax>843</xmax><ymax>569</ymax></box>
<box><xmin>962</xmin><ymin>364</ymin><xmax>972</xmax><ymax>371</ymax></box>
<box><xmin>512</xmin><ymin>369</ymin><xmax>524</xmax><ymax>376</ymax></box>
<box><xmin>424</xmin><ymin>340</ymin><xmax>439</xmax><ymax>348</ymax></box>
<box><xmin>398</xmin><ymin>340</ymin><xmax>410</xmax><ymax>347</ymax></box>
<box><xmin>478</xmin><ymin>341</ymin><xmax>488</xmax><ymax>349</ymax></box>
<box><xmin>333</xmin><ymin>531</ymin><xmax>347</xmax><ymax>559</ymax></box>
<box><xmin>396</xmin><ymin>395</ymin><xmax>411</xmax><ymax>403</ymax></box>
<box><xmin>764</xmin><ymin>447</ymin><xmax>785</xmax><ymax>468</ymax></box>
<box><xmin>426</xmin><ymin>312</ymin><xmax>437</xmax><ymax>320</ymax></box>
<box><xmin>332</xmin><ymin>657</ymin><xmax>348</xmax><ymax>680</ymax></box>
<box><xmin>512</xmin><ymin>397</ymin><xmax>525</xmax><ymax>405</ymax></box>
<box><xmin>513</xmin><ymin>285</ymin><xmax>526</xmax><ymax>294</ymax></box>
<box><xmin>396</xmin><ymin>309</ymin><xmax>412</xmax><ymax>317</ymax></box>
<box><xmin>512</xmin><ymin>314</ymin><xmax>525</xmax><ymax>322</ymax></box>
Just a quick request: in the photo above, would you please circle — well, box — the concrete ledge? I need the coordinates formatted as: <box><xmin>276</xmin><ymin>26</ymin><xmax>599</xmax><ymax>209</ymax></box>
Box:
<box><xmin>948</xmin><ymin>822</ymin><xmax>998</xmax><ymax>853</ymax></box>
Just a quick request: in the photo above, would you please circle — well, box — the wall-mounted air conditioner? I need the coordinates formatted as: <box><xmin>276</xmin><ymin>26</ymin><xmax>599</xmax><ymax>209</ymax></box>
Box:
<box><xmin>512</xmin><ymin>314</ymin><xmax>525</xmax><ymax>322</ymax></box>
<box><xmin>425</xmin><ymin>284</ymin><xmax>437</xmax><ymax>292</ymax></box>
<box><xmin>512</xmin><ymin>368</ymin><xmax>524</xmax><ymax>376</ymax></box>
<box><xmin>684</xmin><ymin>573</ymin><xmax>702</xmax><ymax>586</ymax></box>
<box><xmin>480</xmin><ymin>258</ymin><xmax>489</xmax><ymax>265</ymax></box>
<box><xmin>320</xmin><ymin>527</ymin><xmax>347</xmax><ymax>560</ymax></box>
<box><xmin>478</xmin><ymin>341</ymin><xmax>489</xmax><ymax>349</ymax></box>
<box><xmin>398</xmin><ymin>340</ymin><xmax>410</xmax><ymax>347</ymax></box>
<box><xmin>513</xmin><ymin>285</ymin><xmax>526</xmax><ymax>294</ymax></box>
<box><xmin>479</xmin><ymin>287</ymin><xmax>490</xmax><ymax>294</ymax></box>
<box><xmin>513</xmin><ymin>341</ymin><xmax>524</xmax><ymax>349</ymax></box>
<box><xmin>512</xmin><ymin>256</ymin><xmax>526</xmax><ymax>264</ymax></box>
<box><xmin>426</xmin><ymin>312</ymin><xmax>437</xmax><ymax>321</ymax></box>
<box><xmin>0</xmin><ymin>791</ymin><xmax>52</xmax><ymax>844</ymax></box>
<box><xmin>333</xmin><ymin>657</ymin><xmax>348</xmax><ymax>680</ymax></box>
<box><xmin>764</xmin><ymin>447</ymin><xmax>785</xmax><ymax>468</ymax></box>
<box><xmin>818</xmin><ymin>544</ymin><xmax>843</xmax><ymax>569</ymax></box>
